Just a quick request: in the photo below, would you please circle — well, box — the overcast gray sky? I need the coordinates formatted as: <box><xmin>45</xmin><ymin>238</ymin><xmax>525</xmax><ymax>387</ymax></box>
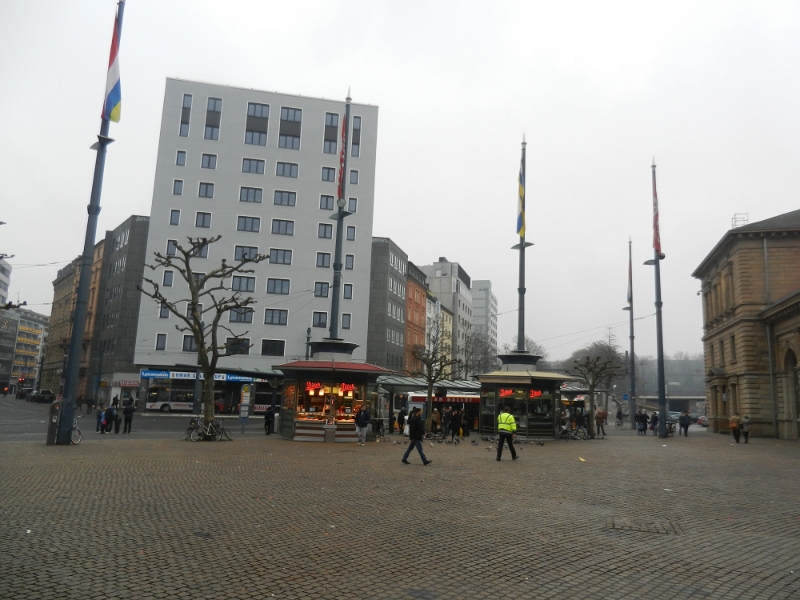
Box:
<box><xmin>2</xmin><ymin>0</ymin><xmax>798</xmax><ymax>361</ymax></box>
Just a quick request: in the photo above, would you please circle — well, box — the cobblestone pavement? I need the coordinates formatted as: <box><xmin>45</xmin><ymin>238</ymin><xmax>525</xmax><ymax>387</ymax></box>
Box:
<box><xmin>1</xmin><ymin>425</ymin><xmax>799</xmax><ymax>599</ymax></box>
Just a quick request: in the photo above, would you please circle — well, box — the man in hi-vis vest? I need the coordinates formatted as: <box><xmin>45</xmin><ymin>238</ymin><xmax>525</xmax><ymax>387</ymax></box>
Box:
<box><xmin>497</xmin><ymin>406</ymin><xmax>518</xmax><ymax>461</ymax></box>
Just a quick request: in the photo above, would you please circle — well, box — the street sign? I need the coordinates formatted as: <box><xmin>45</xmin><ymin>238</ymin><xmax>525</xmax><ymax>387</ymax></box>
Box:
<box><xmin>622</xmin><ymin>394</ymin><xmax>630</xmax><ymax>401</ymax></box>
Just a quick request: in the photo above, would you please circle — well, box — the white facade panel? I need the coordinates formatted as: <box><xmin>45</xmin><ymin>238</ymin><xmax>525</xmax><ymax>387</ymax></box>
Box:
<box><xmin>135</xmin><ymin>79</ymin><xmax>379</xmax><ymax>369</ymax></box>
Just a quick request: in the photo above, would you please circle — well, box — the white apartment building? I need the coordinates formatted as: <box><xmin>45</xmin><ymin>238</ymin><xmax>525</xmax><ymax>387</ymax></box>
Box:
<box><xmin>419</xmin><ymin>257</ymin><xmax>472</xmax><ymax>376</ymax></box>
<box><xmin>471</xmin><ymin>280</ymin><xmax>498</xmax><ymax>354</ymax></box>
<box><xmin>134</xmin><ymin>79</ymin><xmax>379</xmax><ymax>369</ymax></box>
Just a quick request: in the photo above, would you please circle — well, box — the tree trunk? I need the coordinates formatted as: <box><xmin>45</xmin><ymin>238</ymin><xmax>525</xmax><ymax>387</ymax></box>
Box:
<box><xmin>202</xmin><ymin>373</ymin><xmax>215</xmax><ymax>423</ymax></box>
<box><xmin>588</xmin><ymin>389</ymin><xmax>596</xmax><ymax>439</ymax></box>
<box><xmin>425</xmin><ymin>380</ymin><xmax>433</xmax><ymax>432</ymax></box>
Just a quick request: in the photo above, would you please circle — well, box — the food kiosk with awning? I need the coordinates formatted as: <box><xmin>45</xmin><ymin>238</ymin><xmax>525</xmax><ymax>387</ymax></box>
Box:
<box><xmin>477</xmin><ymin>369</ymin><xmax>576</xmax><ymax>438</ymax></box>
<box><xmin>274</xmin><ymin>360</ymin><xmax>391</xmax><ymax>442</ymax></box>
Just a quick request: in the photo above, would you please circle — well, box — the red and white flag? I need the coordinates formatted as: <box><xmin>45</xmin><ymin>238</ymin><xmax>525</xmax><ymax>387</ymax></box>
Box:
<box><xmin>336</xmin><ymin>115</ymin><xmax>347</xmax><ymax>200</ymax></box>
<box><xmin>652</xmin><ymin>162</ymin><xmax>662</xmax><ymax>255</ymax></box>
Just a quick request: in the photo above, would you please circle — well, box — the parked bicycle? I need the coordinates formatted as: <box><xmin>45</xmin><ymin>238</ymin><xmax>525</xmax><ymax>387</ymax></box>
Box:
<box><xmin>189</xmin><ymin>416</ymin><xmax>233</xmax><ymax>441</ymax></box>
<box><xmin>183</xmin><ymin>416</ymin><xmax>200</xmax><ymax>441</ymax></box>
<box><xmin>70</xmin><ymin>415</ymin><xmax>82</xmax><ymax>445</ymax></box>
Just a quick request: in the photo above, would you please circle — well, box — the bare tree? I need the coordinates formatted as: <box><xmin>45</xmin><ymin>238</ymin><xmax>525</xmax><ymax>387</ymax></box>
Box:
<box><xmin>139</xmin><ymin>236</ymin><xmax>267</xmax><ymax>428</ymax></box>
<box><xmin>462</xmin><ymin>329</ymin><xmax>498</xmax><ymax>378</ymax></box>
<box><xmin>501</xmin><ymin>335</ymin><xmax>548</xmax><ymax>359</ymax></box>
<box><xmin>409</xmin><ymin>314</ymin><xmax>460</xmax><ymax>430</ymax></box>
<box><xmin>568</xmin><ymin>353</ymin><xmax>625</xmax><ymax>439</ymax></box>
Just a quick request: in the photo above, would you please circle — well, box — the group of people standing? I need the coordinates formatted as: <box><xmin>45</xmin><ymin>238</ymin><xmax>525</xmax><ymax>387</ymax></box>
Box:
<box><xmin>95</xmin><ymin>396</ymin><xmax>136</xmax><ymax>434</ymax></box>
<box><xmin>635</xmin><ymin>410</ymin><xmax>659</xmax><ymax>435</ymax></box>
<box><xmin>392</xmin><ymin>406</ymin><xmax>470</xmax><ymax>441</ymax></box>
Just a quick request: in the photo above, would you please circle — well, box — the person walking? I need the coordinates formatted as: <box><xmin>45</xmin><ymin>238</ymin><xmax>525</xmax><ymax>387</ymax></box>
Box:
<box><xmin>741</xmin><ymin>415</ymin><xmax>752</xmax><ymax>444</ymax></box>
<box><xmin>104</xmin><ymin>404</ymin><xmax>117</xmax><ymax>434</ymax></box>
<box><xmin>496</xmin><ymin>405</ymin><xmax>518</xmax><ymax>461</ymax></box>
<box><xmin>678</xmin><ymin>411</ymin><xmax>690</xmax><ymax>437</ymax></box>
<box><xmin>442</xmin><ymin>407</ymin><xmax>452</xmax><ymax>438</ymax></box>
<box><xmin>355</xmin><ymin>404</ymin><xmax>371</xmax><ymax>446</ymax></box>
<box><xmin>264</xmin><ymin>406</ymin><xmax>275</xmax><ymax>435</ymax></box>
<box><xmin>401</xmin><ymin>408</ymin><xmax>431</xmax><ymax>465</ymax></box>
<box><xmin>729</xmin><ymin>412</ymin><xmax>743</xmax><ymax>443</ymax></box>
<box><xmin>616</xmin><ymin>407</ymin><xmax>623</xmax><ymax>427</ymax></box>
<box><xmin>432</xmin><ymin>408</ymin><xmax>441</xmax><ymax>434</ymax></box>
<box><xmin>86</xmin><ymin>397</ymin><xmax>94</xmax><ymax>415</ymax></box>
<box><xmin>122</xmin><ymin>399</ymin><xmax>135</xmax><ymax>434</ymax></box>
<box><xmin>113</xmin><ymin>404</ymin><xmax>122</xmax><ymax>434</ymax></box>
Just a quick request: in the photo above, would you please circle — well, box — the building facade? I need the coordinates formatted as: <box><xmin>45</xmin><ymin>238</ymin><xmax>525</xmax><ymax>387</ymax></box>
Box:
<box><xmin>0</xmin><ymin>258</ymin><xmax>10</xmax><ymax>307</ymax></box>
<box><xmin>405</xmin><ymin>262</ymin><xmax>428</xmax><ymax>374</ymax></box>
<box><xmin>366</xmin><ymin>237</ymin><xmax>407</xmax><ymax>371</ymax></box>
<box><xmin>425</xmin><ymin>290</ymin><xmax>454</xmax><ymax>378</ymax></box>
<box><xmin>134</xmin><ymin>79</ymin><xmax>379</xmax><ymax>371</ymax></box>
<box><xmin>0</xmin><ymin>310</ymin><xmax>18</xmax><ymax>392</ymax></box>
<box><xmin>40</xmin><ymin>242</ymin><xmax>104</xmax><ymax>396</ymax></box>
<box><xmin>471</xmin><ymin>279</ymin><xmax>498</xmax><ymax>354</ymax></box>
<box><xmin>692</xmin><ymin>209</ymin><xmax>800</xmax><ymax>440</ymax></box>
<box><xmin>10</xmin><ymin>308</ymin><xmax>49</xmax><ymax>392</ymax></box>
<box><xmin>419</xmin><ymin>257</ymin><xmax>473</xmax><ymax>378</ymax></box>
<box><xmin>90</xmin><ymin>216</ymin><xmax>150</xmax><ymax>405</ymax></box>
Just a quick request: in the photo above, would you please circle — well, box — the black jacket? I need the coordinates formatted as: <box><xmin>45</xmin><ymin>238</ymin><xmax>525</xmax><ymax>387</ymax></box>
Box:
<box><xmin>408</xmin><ymin>415</ymin><xmax>424</xmax><ymax>441</ymax></box>
<box><xmin>123</xmin><ymin>404</ymin><xmax>135</xmax><ymax>418</ymax></box>
<box><xmin>355</xmin><ymin>409</ymin><xmax>370</xmax><ymax>427</ymax></box>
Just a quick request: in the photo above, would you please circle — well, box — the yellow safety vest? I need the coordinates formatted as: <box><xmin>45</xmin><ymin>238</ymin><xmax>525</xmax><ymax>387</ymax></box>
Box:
<box><xmin>498</xmin><ymin>411</ymin><xmax>516</xmax><ymax>433</ymax></box>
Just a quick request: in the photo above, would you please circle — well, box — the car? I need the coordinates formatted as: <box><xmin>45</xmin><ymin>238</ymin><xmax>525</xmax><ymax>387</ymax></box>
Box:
<box><xmin>668</xmin><ymin>411</ymin><xmax>682</xmax><ymax>420</ymax></box>
<box><xmin>16</xmin><ymin>388</ymin><xmax>33</xmax><ymax>400</ymax></box>
<box><xmin>697</xmin><ymin>415</ymin><xmax>708</xmax><ymax>427</ymax></box>
<box><xmin>31</xmin><ymin>389</ymin><xmax>55</xmax><ymax>404</ymax></box>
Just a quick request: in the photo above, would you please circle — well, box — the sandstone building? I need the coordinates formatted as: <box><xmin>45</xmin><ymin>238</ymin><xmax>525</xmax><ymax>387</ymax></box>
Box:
<box><xmin>693</xmin><ymin>209</ymin><xmax>800</xmax><ymax>440</ymax></box>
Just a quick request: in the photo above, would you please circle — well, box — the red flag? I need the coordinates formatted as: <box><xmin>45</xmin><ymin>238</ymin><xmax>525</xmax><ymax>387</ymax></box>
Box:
<box><xmin>336</xmin><ymin>116</ymin><xmax>347</xmax><ymax>200</ymax></box>
<box><xmin>652</xmin><ymin>162</ymin><xmax>662</xmax><ymax>255</ymax></box>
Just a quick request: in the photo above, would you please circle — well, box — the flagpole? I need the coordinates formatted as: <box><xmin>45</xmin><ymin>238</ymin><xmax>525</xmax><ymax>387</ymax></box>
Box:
<box><xmin>648</xmin><ymin>160</ymin><xmax>668</xmax><ymax>438</ymax></box>
<box><xmin>516</xmin><ymin>137</ymin><xmax>526</xmax><ymax>352</ymax></box>
<box><xmin>625</xmin><ymin>239</ymin><xmax>636</xmax><ymax>428</ymax></box>
<box><xmin>328</xmin><ymin>90</ymin><xmax>350</xmax><ymax>341</ymax></box>
<box><xmin>56</xmin><ymin>0</ymin><xmax>125</xmax><ymax>444</ymax></box>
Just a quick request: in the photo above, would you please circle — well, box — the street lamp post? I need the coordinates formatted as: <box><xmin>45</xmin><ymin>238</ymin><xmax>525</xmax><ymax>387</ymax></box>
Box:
<box><xmin>622</xmin><ymin>239</ymin><xmax>636</xmax><ymax>428</ymax></box>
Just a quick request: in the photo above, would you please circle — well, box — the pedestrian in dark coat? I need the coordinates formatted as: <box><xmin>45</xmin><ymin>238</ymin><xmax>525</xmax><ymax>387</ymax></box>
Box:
<box><xmin>450</xmin><ymin>409</ymin><xmax>462</xmax><ymax>441</ymax></box>
<box><xmin>123</xmin><ymin>400</ymin><xmax>135</xmax><ymax>434</ymax></box>
<box><xmin>264</xmin><ymin>407</ymin><xmax>275</xmax><ymax>435</ymax></box>
<box><xmin>650</xmin><ymin>412</ymin><xmax>659</xmax><ymax>435</ymax></box>
<box><xmin>397</xmin><ymin>408</ymin><xmax>407</xmax><ymax>435</ymax></box>
<box><xmin>442</xmin><ymin>407</ymin><xmax>452</xmax><ymax>436</ymax></box>
<box><xmin>678</xmin><ymin>411</ymin><xmax>690</xmax><ymax>437</ymax></box>
<box><xmin>401</xmin><ymin>408</ymin><xmax>431</xmax><ymax>465</ymax></box>
<box><xmin>105</xmin><ymin>404</ymin><xmax>116</xmax><ymax>433</ymax></box>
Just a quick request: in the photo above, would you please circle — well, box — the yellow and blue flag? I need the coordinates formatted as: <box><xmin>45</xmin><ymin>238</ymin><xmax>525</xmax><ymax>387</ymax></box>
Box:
<box><xmin>516</xmin><ymin>152</ymin><xmax>525</xmax><ymax>237</ymax></box>
<box><xmin>101</xmin><ymin>3</ymin><xmax>124</xmax><ymax>122</ymax></box>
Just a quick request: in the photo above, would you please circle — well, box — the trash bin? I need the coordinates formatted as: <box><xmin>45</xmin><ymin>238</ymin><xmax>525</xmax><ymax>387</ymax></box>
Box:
<box><xmin>46</xmin><ymin>400</ymin><xmax>61</xmax><ymax>446</ymax></box>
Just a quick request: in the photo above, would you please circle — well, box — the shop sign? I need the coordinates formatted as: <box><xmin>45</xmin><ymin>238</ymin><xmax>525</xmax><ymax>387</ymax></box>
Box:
<box><xmin>305</xmin><ymin>381</ymin><xmax>322</xmax><ymax>392</ymax></box>
<box><xmin>141</xmin><ymin>369</ymin><xmax>169</xmax><ymax>379</ymax></box>
<box><xmin>116</xmin><ymin>381</ymin><xmax>139</xmax><ymax>387</ymax></box>
<box><xmin>340</xmin><ymin>383</ymin><xmax>356</xmax><ymax>392</ymax></box>
<box><xmin>529</xmin><ymin>390</ymin><xmax>543</xmax><ymax>399</ymax></box>
<box><xmin>499</xmin><ymin>388</ymin><xmax>515</xmax><ymax>398</ymax></box>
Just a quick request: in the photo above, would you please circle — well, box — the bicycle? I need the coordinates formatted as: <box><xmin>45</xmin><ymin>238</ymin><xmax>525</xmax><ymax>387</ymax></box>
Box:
<box><xmin>183</xmin><ymin>416</ymin><xmax>199</xmax><ymax>441</ymax></box>
<box><xmin>70</xmin><ymin>416</ymin><xmax>82</xmax><ymax>445</ymax></box>
<box><xmin>190</xmin><ymin>417</ymin><xmax>233</xmax><ymax>441</ymax></box>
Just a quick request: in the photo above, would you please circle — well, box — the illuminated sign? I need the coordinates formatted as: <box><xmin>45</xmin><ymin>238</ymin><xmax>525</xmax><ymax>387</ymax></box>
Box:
<box><xmin>499</xmin><ymin>389</ymin><xmax>514</xmax><ymax>398</ymax></box>
<box><xmin>305</xmin><ymin>382</ymin><xmax>322</xmax><ymax>392</ymax></box>
<box><xmin>529</xmin><ymin>390</ymin><xmax>543</xmax><ymax>399</ymax></box>
<box><xmin>340</xmin><ymin>383</ymin><xmax>356</xmax><ymax>392</ymax></box>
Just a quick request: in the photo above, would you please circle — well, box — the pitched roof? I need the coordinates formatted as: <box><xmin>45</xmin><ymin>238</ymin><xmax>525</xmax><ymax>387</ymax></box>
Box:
<box><xmin>693</xmin><ymin>209</ymin><xmax>800</xmax><ymax>278</ymax></box>
<box><xmin>274</xmin><ymin>360</ymin><xmax>391</xmax><ymax>373</ymax></box>
<box><xmin>735</xmin><ymin>209</ymin><xmax>800</xmax><ymax>233</ymax></box>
